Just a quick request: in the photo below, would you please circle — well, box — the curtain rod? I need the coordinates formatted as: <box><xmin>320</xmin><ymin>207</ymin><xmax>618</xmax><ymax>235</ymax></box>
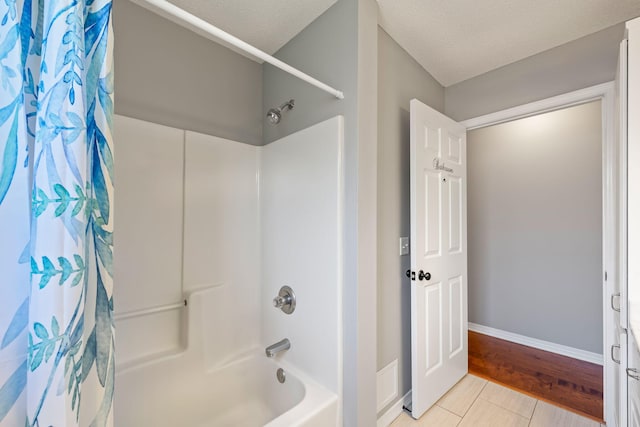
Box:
<box><xmin>130</xmin><ymin>0</ymin><xmax>345</xmax><ymax>100</ymax></box>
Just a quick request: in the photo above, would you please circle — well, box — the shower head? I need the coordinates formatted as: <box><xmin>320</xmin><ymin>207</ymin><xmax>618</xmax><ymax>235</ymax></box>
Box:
<box><xmin>267</xmin><ymin>108</ymin><xmax>282</xmax><ymax>125</ymax></box>
<box><xmin>267</xmin><ymin>99</ymin><xmax>294</xmax><ymax>125</ymax></box>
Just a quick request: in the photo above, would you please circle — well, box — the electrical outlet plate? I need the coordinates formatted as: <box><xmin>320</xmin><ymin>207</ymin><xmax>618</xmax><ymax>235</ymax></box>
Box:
<box><xmin>399</xmin><ymin>237</ymin><xmax>409</xmax><ymax>256</ymax></box>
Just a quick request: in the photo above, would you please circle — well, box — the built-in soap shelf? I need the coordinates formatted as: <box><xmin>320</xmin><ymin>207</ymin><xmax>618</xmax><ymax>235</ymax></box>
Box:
<box><xmin>115</xmin><ymin>283</ymin><xmax>230</xmax><ymax>371</ymax></box>
<box><xmin>114</xmin><ymin>299</ymin><xmax>187</xmax><ymax>322</ymax></box>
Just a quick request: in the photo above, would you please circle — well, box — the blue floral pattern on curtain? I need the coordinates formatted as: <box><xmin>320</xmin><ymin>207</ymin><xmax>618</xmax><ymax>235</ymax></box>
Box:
<box><xmin>0</xmin><ymin>0</ymin><xmax>114</xmax><ymax>426</ymax></box>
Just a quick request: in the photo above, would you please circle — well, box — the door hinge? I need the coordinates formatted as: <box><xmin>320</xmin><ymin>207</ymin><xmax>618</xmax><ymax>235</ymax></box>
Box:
<box><xmin>628</xmin><ymin>368</ymin><xmax>640</xmax><ymax>381</ymax></box>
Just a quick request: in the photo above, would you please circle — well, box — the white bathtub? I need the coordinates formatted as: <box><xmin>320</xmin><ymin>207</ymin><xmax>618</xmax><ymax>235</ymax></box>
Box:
<box><xmin>115</xmin><ymin>287</ymin><xmax>338</xmax><ymax>426</ymax></box>
<box><xmin>115</xmin><ymin>351</ymin><xmax>337</xmax><ymax>426</ymax></box>
<box><xmin>115</xmin><ymin>284</ymin><xmax>339</xmax><ymax>426</ymax></box>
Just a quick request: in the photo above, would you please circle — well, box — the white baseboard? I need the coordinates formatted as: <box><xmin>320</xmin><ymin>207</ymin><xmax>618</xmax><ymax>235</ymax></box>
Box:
<box><xmin>377</xmin><ymin>390</ymin><xmax>411</xmax><ymax>427</ymax></box>
<box><xmin>469</xmin><ymin>322</ymin><xmax>603</xmax><ymax>365</ymax></box>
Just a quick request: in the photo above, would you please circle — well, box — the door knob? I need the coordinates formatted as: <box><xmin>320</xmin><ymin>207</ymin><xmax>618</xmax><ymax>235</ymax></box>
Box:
<box><xmin>406</xmin><ymin>270</ymin><xmax>431</xmax><ymax>281</ymax></box>
<box><xmin>418</xmin><ymin>270</ymin><xmax>431</xmax><ymax>281</ymax></box>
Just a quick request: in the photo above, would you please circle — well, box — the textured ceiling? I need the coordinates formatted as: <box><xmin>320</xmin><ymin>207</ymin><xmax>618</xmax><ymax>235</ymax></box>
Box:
<box><xmin>378</xmin><ymin>0</ymin><xmax>640</xmax><ymax>86</ymax></box>
<box><xmin>160</xmin><ymin>0</ymin><xmax>640</xmax><ymax>86</ymax></box>
<box><xmin>167</xmin><ymin>0</ymin><xmax>338</xmax><ymax>55</ymax></box>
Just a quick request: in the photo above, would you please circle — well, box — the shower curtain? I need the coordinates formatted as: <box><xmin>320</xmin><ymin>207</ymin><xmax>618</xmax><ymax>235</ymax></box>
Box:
<box><xmin>0</xmin><ymin>1</ymin><xmax>114</xmax><ymax>426</ymax></box>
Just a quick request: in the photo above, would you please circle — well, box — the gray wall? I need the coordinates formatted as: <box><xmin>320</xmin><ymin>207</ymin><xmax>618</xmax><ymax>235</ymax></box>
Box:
<box><xmin>376</xmin><ymin>28</ymin><xmax>444</xmax><ymax>415</ymax></box>
<box><xmin>113</xmin><ymin>0</ymin><xmax>263</xmax><ymax>145</ymax></box>
<box><xmin>263</xmin><ymin>1</ymin><xmax>379</xmax><ymax>425</ymax></box>
<box><xmin>445</xmin><ymin>24</ymin><xmax>625</xmax><ymax>121</ymax></box>
<box><xmin>467</xmin><ymin>101</ymin><xmax>603</xmax><ymax>354</ymax></box>
<box><xmin>262</xmin><ymin>1</ymin><xmax>357</xmax><ymax>145</ymax></box>
<box><xmin>355</xmin><ymin>2</ymin><xmax>379</xmax><ymax>426</ymax></box>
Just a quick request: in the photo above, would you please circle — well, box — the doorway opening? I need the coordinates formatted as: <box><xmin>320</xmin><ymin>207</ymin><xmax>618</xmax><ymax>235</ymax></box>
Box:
<box><xmin>460</xmin><ymin>83</ymin><xmax>616</xmax><ymax>423</ymax></box>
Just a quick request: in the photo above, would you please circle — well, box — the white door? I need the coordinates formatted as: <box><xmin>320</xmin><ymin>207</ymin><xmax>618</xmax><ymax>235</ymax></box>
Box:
<box><xmin>409</xmin><ymin>99</ymin><xmax>468</xmax><ymax>419</ymax></box>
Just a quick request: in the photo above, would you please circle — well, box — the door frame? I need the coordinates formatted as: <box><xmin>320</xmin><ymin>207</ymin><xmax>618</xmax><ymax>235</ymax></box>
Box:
<box><xmin>460</xmin><ymin>82</ymin><xmax>617</xmax><ymax>425</ymax></box>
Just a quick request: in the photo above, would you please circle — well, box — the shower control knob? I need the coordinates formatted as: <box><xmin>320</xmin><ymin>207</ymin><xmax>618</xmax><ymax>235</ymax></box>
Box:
<box><xmin>273</xmin><ymin>295</ymin><xmax>291</xmax><ymax>308</ymax></box>
<box><xmin>273</xmin><ymin>286</ymin><xmax>296</xmax><ymax>315</ymax></box>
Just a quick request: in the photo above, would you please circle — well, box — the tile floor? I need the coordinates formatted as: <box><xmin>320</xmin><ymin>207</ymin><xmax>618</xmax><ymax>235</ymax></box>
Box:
<box><xmin>390</xmin><ymin>375</ymin><xmax>604</xmax><ymax>427</ymax></box>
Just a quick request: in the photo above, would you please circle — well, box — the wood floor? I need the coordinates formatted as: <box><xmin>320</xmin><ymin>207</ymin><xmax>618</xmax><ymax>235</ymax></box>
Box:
<box><xmin>468</xmin><ymin>331</ymin><xmax>603</xmax><ymax>422</ymax></box>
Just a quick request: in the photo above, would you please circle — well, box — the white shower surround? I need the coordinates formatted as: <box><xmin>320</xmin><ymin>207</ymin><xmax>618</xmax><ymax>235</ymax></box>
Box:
<box><xmin>261</xmin><ymin>116</ymin><xmax>344</xmax><ymax>397</ymax></box>
<box><xmin>113</xmin><ymin>115</ymin><xmax>344</xmax><ymax>425</ymax></box>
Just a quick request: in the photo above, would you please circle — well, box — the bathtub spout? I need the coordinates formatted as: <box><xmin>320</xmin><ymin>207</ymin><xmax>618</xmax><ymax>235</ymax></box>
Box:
<box><xmin>265</xmin><ymin>338</ymin><xmax>290</xmax><ymax>357</ymax></box>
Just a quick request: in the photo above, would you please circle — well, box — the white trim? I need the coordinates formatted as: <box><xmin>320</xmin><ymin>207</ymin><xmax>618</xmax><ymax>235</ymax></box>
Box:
<box><xmin>601</xmin><ymin>80</ymin><xmax>618</xmax><ymax>427</ymax></box>
<box><xmin>620</xmin><ymin>38</ymin><xmax>629</xmax><ymax>332</ymax></box>
<box><xmin>469</xmin><ymin>323</ymin><xmax>603</xmax><ymax>365</ymax></box>
<box><xmin>130</xmin><ymin>0</ymin><xmax>344</xmax><ymax>99</ymax></box>
<box><xmin>460</xmin><ymin>82</ymin><xmax>613</xmax><ymax>130</ymax></box>
<box><xmin>336</xmin><ymin>117</ymin><xmax>345</xmax><ymax>427</ymax></box>
<box><xmin>617</xmin><ymin>31</ymin><xmax>630</xmax><ymax>427</ymax></box>
<box><xmin>376</xmin><ymin>390</ymin><xmax>411</xmax><ymax>427</ymax></box>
